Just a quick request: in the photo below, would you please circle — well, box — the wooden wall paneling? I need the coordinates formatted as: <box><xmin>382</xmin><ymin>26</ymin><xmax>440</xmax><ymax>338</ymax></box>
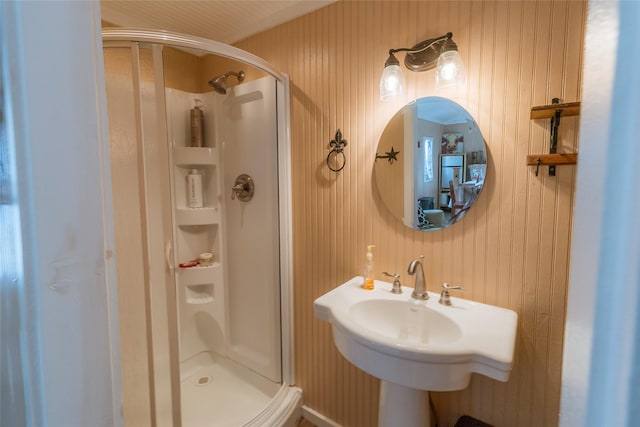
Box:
<box><xmin>311</xmin><ymin>6</ymin><xmax>322</xmax><ymax>411</ymax></box>
<box><xmin>336</xmin><ymin>5</ymin><xmax>349</xmax><ymax>423</ymax></box>
<box><xmin>315</xmin><ymin>1</ymin><xmax>327</xmax><ymax>401</ymax></box>
<box><xmin>340</xmin><ymin>0</ymin><xmax>353</xmax><ymax>290</ymax></box>
<box><xmin>466</xmin><ymin>7</ymin><xmax>491</xmax><ymax>419</ymax></box>
<box><xmin>491</xmin><ymin>1</ymin><xmax>512</xmax><ymax>424</ymax></box>
<box><xmin>360</xmin><ymin>5</ymin><xmax>375</xmax><ymax>425</ymax></box>
<box><xmin>519</xmin><ymin>1</ymin><xmax>548</xmax><ymax>425</ymax></box>
<box><xmin>498</xmin><ymin>2</ymin><xmax>524</xmax><ymax>425</ymax></box>
<box><xmin>504</xmin><ymin>1</ymin><xmax>535</xmax><ymax>425</ymax></box>
<box><xmin>161</xmin><ymin>47</ymin><xmax>200</xmax><ymax>92</ymax></box>
<box><xmin>376</xmin><ymin>1</ymin><xmax>395</xmax><ymax>305</ymax></box>
<box><xmin>455</xmin><ymin>4</ymin><xmax>480</xmax><ymax>418</ymax></box>
<box><xmin>533</xmin><ymin>2</ymin><xmax>559</xmax><ymax>426</ymax></box>
<box><xmin>546</xmin><ymin>3</ymin><xmax>584</xmax><ymax>426</ymax></box>
<box><xmin>324</xmin><ymin>3</ymin><xmax>336</xmax><ymax>422</ymax></box>
<box><xmin>368</xmin><ymin>6</ymin><xmax>382</xmax><ymax>421</ymax></box>
<box><xmin>540</xmin><ymin>3</ymin><xmax>568</xmax><ymax>425</ymax></box>
<box><xmin>234</xmin><ymin>1</ymin><xmax>585</xmax><ymax>426</ymax></box>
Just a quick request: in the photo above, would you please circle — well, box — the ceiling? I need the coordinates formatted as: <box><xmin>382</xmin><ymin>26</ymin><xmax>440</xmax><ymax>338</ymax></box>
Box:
<box><xmin>100</xmin><ymin>0</ymin><xmax>335</xmax><ymax>45</ymax></box>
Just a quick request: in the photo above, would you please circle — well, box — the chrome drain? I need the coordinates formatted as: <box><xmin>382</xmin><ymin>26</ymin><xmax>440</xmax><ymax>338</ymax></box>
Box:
<box><xmin>195</xmin><ymin>376</ymin><xmax>211</xmax><ymax>386</ymax></box>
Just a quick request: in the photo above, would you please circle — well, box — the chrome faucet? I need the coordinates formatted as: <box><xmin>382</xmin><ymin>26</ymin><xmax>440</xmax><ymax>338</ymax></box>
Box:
<box><xmin>407</xmin><ymin>256</ymin><xmax>429</xmax><ymax>300</ymax></box>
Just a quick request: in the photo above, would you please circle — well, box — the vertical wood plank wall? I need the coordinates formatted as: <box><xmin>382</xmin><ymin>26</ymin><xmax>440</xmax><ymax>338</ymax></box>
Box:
<box><xmin>237</xmin><ymin>1</ymin><xmax>586</xmax><ymax>426</ymax></box>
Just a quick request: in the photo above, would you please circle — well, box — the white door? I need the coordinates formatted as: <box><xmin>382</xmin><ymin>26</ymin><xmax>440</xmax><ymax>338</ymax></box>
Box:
<box><xmin>1</xmin><ymin>1</ymin><xmax>121</xmax><ymax>426</ymax></box>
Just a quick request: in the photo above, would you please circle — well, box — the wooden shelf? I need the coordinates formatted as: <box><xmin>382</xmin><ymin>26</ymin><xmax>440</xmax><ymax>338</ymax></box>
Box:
<box><xmin>529</xmin><ymin>100</ymin><xmax>581</xmax><ymax>175</ymax></box>
<box><xmin>530</xmin><ymin>101</ymin><xmax>580</xmax><ymax>119</ymax></box>
<box><xmin>526</xmin><ymin>153</ymin><xmax>578</xmax><ymax>166</ymax></box>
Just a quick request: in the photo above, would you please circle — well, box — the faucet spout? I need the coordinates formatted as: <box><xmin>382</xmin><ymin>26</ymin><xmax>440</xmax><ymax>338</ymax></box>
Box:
<box><xmin>407</xmin><ymin>257</ymin><xmax>429</xmax><ymax>300</ymax></box>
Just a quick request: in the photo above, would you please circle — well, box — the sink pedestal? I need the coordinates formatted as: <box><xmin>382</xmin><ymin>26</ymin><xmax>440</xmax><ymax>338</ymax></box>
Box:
<box><xmin>379</xmin><ymin>381</ymin><xmax>429</xmax><ymax>427</ymax></box>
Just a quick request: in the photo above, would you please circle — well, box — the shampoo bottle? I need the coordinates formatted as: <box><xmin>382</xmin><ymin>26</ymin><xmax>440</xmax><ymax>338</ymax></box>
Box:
<box><xmin>362</xmin><ymin>245</ymin><xmax>376</xmax><ymax>290</ymax></box>
<box><xmin>190</xmin><ymin>99</ymin><xmax>204</xmax><ymax>147</ymax></box>
<box><xmin>187</xmin><ymin>169</ymin><xmax>203</xmax><ymax>208</ymax></box>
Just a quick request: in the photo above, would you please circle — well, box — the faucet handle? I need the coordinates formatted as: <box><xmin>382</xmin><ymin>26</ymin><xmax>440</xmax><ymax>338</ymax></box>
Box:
<box><xmin>382</xmin><ymin>272</ymin><xmax>403</xmax><ymax>294</ymax></box>
<box><xmin>439</xmin><ymin>283</ymin><xmax>464</xmax><ymax>306</ymax></box>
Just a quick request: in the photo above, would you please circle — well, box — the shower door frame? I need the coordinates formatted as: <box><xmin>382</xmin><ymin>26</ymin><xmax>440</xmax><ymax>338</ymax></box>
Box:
<box><xmin>102</xmin><ymin>28</ymin><xmax>295</xmax><ymax>425</ymax></box>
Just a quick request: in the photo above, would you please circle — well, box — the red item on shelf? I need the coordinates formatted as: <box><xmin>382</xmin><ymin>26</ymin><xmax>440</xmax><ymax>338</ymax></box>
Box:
<box><xmin>179</xmin><ymin>260</ymin><xmax>199</xmax><ymax>268</ymax></box>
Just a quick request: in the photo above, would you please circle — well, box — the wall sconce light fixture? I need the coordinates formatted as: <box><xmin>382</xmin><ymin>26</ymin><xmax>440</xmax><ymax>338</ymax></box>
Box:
<box><xmin>380</xmin><ymin>32</ymin><xmax>465</xmax><ymax>100</ymax></box>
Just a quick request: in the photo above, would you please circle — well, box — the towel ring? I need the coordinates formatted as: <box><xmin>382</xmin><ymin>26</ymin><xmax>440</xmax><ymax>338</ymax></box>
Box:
<box><xmin>327</xmin><ymin>129</ymin><xmax>348</xmax><ymax>172</ymax></box>
<box><xmin>327</xmin><ymin>149</ymin><xmax>346</xmax><ymax>172</ymax></box>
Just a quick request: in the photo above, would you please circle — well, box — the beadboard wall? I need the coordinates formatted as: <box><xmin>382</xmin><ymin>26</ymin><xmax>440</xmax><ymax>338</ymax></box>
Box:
<box><xmin>236</xmin><ymin>1</ymin><xmax>586</xmax><ymax>426</ymax></box>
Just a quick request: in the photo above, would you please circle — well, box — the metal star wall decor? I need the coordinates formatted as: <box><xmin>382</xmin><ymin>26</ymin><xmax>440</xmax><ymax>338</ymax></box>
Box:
<box><xmin>375</xmin><ymin>147</ymin><xmax>400</xmax><ymax>164</ymax></box>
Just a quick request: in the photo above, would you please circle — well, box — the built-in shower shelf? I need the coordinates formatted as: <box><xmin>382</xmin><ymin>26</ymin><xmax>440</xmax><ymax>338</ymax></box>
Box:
<box><xmin>176</xmin><ymin>207</ymin><xmax>220</xmax><ymax>225</ymax></box>
<box><xmin>178</xmin><ymin>264</ymin><xmax>221</xmax><ymax>285</ymax></box>
<box><xmin>185</xmin><ymin>284</ymin><xmax>214</xmax><ymax>304</ymax></box>
<box><xmin>186</xmin><ymin>296</ymin><xmax>214</xmax><ymax>304</ymax></box>
<box><xmin>173</xmin><ymin>146</ymin><xmax>218</xmax><ymax>166</ymax></box>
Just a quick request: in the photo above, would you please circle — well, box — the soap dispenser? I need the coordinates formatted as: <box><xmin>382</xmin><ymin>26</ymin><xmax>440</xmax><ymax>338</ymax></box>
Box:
<box><xmin>362</xmin><ymin>245</ymin><xmax>376</xmax><ymax>290</ymax></box>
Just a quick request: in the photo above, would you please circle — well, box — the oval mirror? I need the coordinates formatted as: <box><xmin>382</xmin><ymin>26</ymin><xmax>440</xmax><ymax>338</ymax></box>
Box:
<box><xmin>374</xmin><ymin>97</ymin><xmax>487</xmax><ymax>230</ymax></box>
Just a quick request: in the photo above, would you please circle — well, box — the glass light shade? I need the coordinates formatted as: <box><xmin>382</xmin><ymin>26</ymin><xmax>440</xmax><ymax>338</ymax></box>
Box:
<box><xmin>380</xmin><ymin>64</ymin><xmax>405</xmax><ymax>100</ymax></box>
<box><xmin>435</xmin><ymin>50</ymin><xmax>466</xmax><ymax>88</ymax></box>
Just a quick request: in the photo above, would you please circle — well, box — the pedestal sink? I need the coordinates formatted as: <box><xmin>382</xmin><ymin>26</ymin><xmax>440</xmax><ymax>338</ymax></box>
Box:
<box><xmin>314</xmin><ymin>277</ymin><xmax>518</xmax><ymax>427</ymax></box>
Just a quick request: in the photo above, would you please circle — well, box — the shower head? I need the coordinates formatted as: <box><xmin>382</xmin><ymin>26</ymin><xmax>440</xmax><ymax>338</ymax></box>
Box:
<box><xmin>208</xmin><ymin>71</ymin><xmax>245</xmax><ymax>95</ymax></box>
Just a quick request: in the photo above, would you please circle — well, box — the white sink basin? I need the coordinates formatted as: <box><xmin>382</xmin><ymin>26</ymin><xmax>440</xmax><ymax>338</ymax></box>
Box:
<box><xmin>350</xmin><ymin>299</ymin><xmax>462</xmax><ymax>345</ymax></box>
<box><xmin>314</xmin><ymin>277</ymin><xmax>518</xmax><ymax>392</ymax></box>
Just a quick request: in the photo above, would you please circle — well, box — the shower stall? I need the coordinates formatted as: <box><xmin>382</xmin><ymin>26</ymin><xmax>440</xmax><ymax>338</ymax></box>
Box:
<box><xmin>101</xmin><ymin>29</ymin><xmax>298</xmax><ymax>426</ymax></box>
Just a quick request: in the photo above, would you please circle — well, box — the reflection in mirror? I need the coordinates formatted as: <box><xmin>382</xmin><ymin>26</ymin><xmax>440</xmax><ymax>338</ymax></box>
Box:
<box><xmin>374</xmin><ymin>97</ymin><xmax>487</xmax><ymax>231</ymax></box>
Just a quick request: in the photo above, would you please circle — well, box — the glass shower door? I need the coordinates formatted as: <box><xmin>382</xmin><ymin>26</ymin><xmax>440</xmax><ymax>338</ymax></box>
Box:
<box><xmin>103</xmin><ymin>43</ymin><xmax>180</xmax><ymax>427</ymax></box>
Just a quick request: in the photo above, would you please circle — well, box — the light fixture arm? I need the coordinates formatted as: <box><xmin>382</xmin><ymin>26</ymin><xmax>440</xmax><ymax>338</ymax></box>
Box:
<box><xmin>387</xmin><ymin>32</ymin><xmax>452</xmax><ymax>57</ymax></box>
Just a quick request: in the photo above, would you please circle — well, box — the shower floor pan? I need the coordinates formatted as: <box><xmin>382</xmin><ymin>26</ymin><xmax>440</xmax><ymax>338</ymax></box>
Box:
<box><xmin>181</xmin><ymin>352</ymin><xmax>298</xmax><ymax>427</ymax></box>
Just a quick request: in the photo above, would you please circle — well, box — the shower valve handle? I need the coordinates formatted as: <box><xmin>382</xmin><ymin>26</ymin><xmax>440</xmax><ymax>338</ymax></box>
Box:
<box><xmin>231</xmin><ymin>184</ymin><xmax>246</xmax><ymax>199</ymax></box>
<box><xmin>231</xmin><ymin>174</ymin><xmax>255</xmax><ymax>202</ymax></box>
